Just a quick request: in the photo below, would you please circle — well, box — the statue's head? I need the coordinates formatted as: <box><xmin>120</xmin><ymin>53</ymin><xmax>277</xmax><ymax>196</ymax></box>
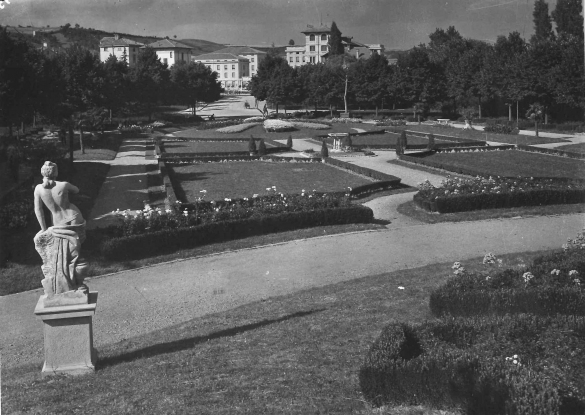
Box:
<box><xmin>41</xmin><ymin>161</ymin><xmax>58</xmax><ymax>188</ymax></box>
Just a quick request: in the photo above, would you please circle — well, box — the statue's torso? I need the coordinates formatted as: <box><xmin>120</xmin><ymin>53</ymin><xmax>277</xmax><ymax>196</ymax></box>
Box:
<box><xmin>38</xmin><ymin>182</ymin><xmax>83</xmax><ymax>226</ymax></box>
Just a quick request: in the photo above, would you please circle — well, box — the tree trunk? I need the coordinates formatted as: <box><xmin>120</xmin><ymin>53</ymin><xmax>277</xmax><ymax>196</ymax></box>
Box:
<box><xmin>544</xmin><ymin>111</ymin><xmax>548</xmax><ymax>124</ymax></box>
<box><xmin>535</xmin><ymin>121</ymin><xmax>539</xmax><ymax>137</ymax></box>
<box><xmin>68</xmin><ymin>125</ymin><xmax>74</xmax><ymax>167</ymax></box>
<box><xmin>275</xmin><ymin>102</ymin><xmax>279</xmax><ymax>115</ymax></box>
<box><xmin>478</xmin><ymin>99</ymin><xmax>482</xmax><ymax>119</ymax></box>
<box><xmin>375</xmin><ymin>105</ymin><xmax>378</xmax><ymax>117</ymax></box>
<box><xmin>79</xmin><ymin>127</ymin><xmax>85</xmax><ymax>154</ymax></box>
<box><xmin>330</xmin><ymin>104</ymin><xmax>333</xmax><ymax>118</ymax></box>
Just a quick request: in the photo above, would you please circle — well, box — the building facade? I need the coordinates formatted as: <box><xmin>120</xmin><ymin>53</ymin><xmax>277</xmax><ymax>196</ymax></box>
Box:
<box><xmin>99</xmin><ymin>35</ymin><xmax>144</xmax><ymax>66</ymax></box>
<box><xmin>285</xmin><ymin>24</ymin><xmax>385</xmax><ymax>67</ymax></box>
<box><xmin>211</xmin><ymin>46</ymin><xmax>267</xmax><ymax>78</ymax></box>
<box><xmin>145</xmin><ymin>39</ymin><xmax>193</xmax><ymax>67</ymax></box>
<box><xmin>192</xmin><ymin>52</ymin><xmax>250</xmax><ymax>91</ymax></box>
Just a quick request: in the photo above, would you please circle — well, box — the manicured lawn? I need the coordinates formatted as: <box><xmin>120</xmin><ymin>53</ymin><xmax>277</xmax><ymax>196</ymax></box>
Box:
<box><xmin>554</xmin><ymin>142</ymin><xmax>585</xmax><ymax>155</ymax></box>
<box><xmin>346</xmin><ymin>133</ymin><xmax>448</xmax><ymax>147</ymax></box>
<box><xmin>399</xmin><ymin>124</ymin><xmax>570</xmax><ymax>145</ymax></box>
<box><xmin>417</xmin><ymin>149</ymin><xmax>585</xmax><ymax>180</ymax></box>
<box><xmin>173</xmin><ymin>123</ymin><xmax>382</xmax><ymax>140</ymax></box>
<box><xmin>73</xmin><ymin>132</ymin><xmax>123</xmax><ymax>161</ymax></box>
<box><xmin>3</xmin><ymin>252</ymin><xmax>546</xmax><ymax>414</ymax></box>
<box><xmin>163</xmin><ymin>140</ymin><xmax>273</xmax><ymax>154</ymax></box>
<box><xmin>168</xmin><ymin>161</ymin><xmax>374</xmax><ymax>201</ymax></box>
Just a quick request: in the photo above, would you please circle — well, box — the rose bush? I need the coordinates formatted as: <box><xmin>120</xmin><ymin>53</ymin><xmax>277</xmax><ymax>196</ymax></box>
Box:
<box><xmin>263</xmin><ymin>119</ymin><xmax>295</xmax><ymax>132</ymax></box>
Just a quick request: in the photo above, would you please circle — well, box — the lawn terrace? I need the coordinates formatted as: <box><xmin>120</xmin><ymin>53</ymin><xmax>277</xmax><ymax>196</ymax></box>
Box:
<box><xmin>168</xmin><ymin>161</ymin><xmax>375</xmax><ymax>202</ymax></box>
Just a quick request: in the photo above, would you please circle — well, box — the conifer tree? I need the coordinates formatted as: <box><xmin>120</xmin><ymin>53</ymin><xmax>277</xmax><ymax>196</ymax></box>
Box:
<box><xmin>258</xmin><ymin>138</ymin><xmax>267</xmax><ymax>155</ymax></box>
<box><xmin>286</xmin><ymin>135</ymin><xmax>293</xmax><ymax>149</ymax></box>
<box><xmin>248</xmin><ymin>135</ymin><xmax>257</xmax><ymax>154</ymax></box>
<box><xmin>531</xmin><ymin>0</ymin><xmax>555</xmax><ymax>43</ymax></box>
<box><xmin>328</xmin><ymin>21</ymin><xmax>344</xmax><ymax>56</ymax></box>
<box><xmin>552</xmin><ymin>0</ymin><xmax>584</xmax><ymax>39</ymax></box>
<box><xmin>320</xmin><ymin>140</ymin><xmax>329</xmax><ymax>158</ymax></box>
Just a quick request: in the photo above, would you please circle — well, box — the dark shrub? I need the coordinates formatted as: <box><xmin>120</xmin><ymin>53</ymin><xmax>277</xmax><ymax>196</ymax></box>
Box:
<box><xmin>248</xmin><ymin>135</ymin><xmax>256</xmax><ymax>153</ymax></box>
<box><xmin>427</xmin><ymin>133</ymin><xmax>435</xmax><ymax>151</ymax></box>
<box><xmin>258</xmin><ymin>138</ymin><xmax>267</xmax><ymax>155</ymax></box>
<box><xmin>320</xmin><ymin>140</ymin><xmax>329</xmax><ymax>158</ymax></box>
<box><xmin>286</xmin><ymin>135</ymin><xmax>293</xmax><ymax>149</ymax></box>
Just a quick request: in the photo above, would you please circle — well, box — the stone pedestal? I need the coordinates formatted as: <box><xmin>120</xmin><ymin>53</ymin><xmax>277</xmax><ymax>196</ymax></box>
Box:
<box><xmin>34</xmin><ymin>292</ymin><xmax>98</xmax><ymax>377</ymax></box>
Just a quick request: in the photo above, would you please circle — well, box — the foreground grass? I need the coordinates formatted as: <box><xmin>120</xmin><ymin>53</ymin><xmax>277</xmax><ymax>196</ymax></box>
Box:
<box><xmin>399</xmin><ymin>124</ymin><xmax>569</xmax><ymax>145</ymax></box>
<box><xmin>3</xmin><ymin>251</ymin><xmax>547</xmax><ymax>414</ymax></box>
<box><xmin>0</xmin><ymin>222</ymin><xmax>385</xmax><ymax>296</ymax></box>
<box><xmin>555</xmin><ymin>142</ymin><xmax>585</xmax><ymax>155</ymax></box>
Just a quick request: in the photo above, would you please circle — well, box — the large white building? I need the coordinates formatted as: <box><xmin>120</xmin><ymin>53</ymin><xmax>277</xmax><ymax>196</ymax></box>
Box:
<box><xmin>192</xmin><ymin>52</ymin><xmax>250</xmax><ymax>90</ymax></box>
<box><xmin>211</xmin><ymin>46</ymin><xmax>267</xmax><ymax>78</ymax></box>
<box><xmin>285</xmin><ymin>24</ymin><xmax>385</xmax><ymax>67</ymax></box>
<box><xmin>145</xmin><ymin>39</ymin><xmax>193</xmax><ymax>67</ymax></box>
<box><xmin>99</xmin><ymin>35</ymin><xmax>144</xmax><ymax>66</ymax></box>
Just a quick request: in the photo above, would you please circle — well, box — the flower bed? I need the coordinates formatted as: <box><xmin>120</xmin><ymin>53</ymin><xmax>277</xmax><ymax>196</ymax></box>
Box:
<box><xmin>196</xmin><ymin>119</ymin><xmax>243</xmax><ymax>130</ymax></box>
<box><xmin>413</xmin><ymin>175</ymin><xmax>585</xmax><ymax>213</ymax></box>
<box><xmin>330</xmin><ymin>118</ymin><xmax>363</xmax><ymax>124</ymax></box>
<box><xmin>243</xmin><ymin>116</ymin><xmax>265</xmax><ymax>123</ymax></box>
<box><xmin>95</xmin><ymin>200</ymin><xmax>373</xmax><ymax>260</ymax></box>
<box><xmin>290</xmin><ymin>121</ymin><xmax>331</xmax><ymax>130</ymax></box>
<box><xmin>216</xmin><ymin>122</ymin><xmax>261</xmax><ymax>133</ymax></box>
<box><xmin>263</xmin><ymin>119</ymin><xmax>295</xmax><ymax>132</ymax></box>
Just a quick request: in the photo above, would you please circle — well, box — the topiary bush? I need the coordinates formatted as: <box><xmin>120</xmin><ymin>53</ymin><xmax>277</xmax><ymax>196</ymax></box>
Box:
<box><xmin>248</xmin><ymin>135</ymin><xmax>257</xmax><ymax>154</ymax></box>
<box><xmin>258</xmin><ymin>138</ymin><xmax>267</xmax><ymax>156</ymax></box>
<box><xmin>320</xmin><ymin>140</ymin><xmax>329</xmax><ymax>158</ymax></box>
<box><xmin>286</xmin><ymin>135</ymin><xmax>293</xmax><ymax>149</ymax></box>
<box><xmin>427</xmin><ymin>133</ymin><xmax>435</xmax><ymax>151</ymax></box>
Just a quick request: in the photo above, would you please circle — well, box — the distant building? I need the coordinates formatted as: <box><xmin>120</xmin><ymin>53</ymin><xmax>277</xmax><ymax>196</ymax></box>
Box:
<box><xmin>192</xmin><ymin>52</ymin><xmax>250</xmax><ymax>91</ymax></box>
<box><xmin>99</xmin><ymin>35</ymin><xmax>144</xmax><ymax>66</ymax></box>
<box><xmin>285</xmin><ymin>24</ymin><xmax>385</xmax><ymax>67</ymax></box>
<box><xmin>210</xmin><ymin>46</ymin><xmax>267</xmax><ymax>78</ymax></box>
<box><xmin>145</xmin><ymin>39</ymin><xmax>193</xmax><ymax>67</ymax></box>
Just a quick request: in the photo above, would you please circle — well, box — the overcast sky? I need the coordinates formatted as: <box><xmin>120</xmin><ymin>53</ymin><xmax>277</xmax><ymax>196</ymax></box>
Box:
<box><xmin>0</xmin><ymin>0</ymin><xmax>558</xmax><ymax>49</ymax></box>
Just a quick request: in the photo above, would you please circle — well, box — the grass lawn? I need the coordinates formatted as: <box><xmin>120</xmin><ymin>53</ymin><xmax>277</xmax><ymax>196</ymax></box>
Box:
<box><xmin>3</xmin><ymin>251</ymin><xmax>549</xmax><ymax>414</ymax></box>
<box><xmin>173</xmin><ymin>123</ymin><xmax>382</xmax><ymax>140</ymax></box>
<box><xmin>72</xmin><ymin>132</ymin><xmax>123</xmax><ymax>161</ymax></box>
<box><xmin>554</xmin><ymin>142</ymin><xmax>585</xmax><ymax>155</ymax></box>
<box><xmin>163</xmin><ymin>140</ymin><xmax>275</xmax><ymax>154</ymax></box>
<box><xmin>168</xmin><ymin>161</ymin><xmax>374</xmax><ymax>202</ymax></box>
<box><xmin>399</xmin><ymin>124</ymin><xmax>570</xmax><ymax>145</ymax></box>
<box><xmin>414</xmin><ymin>149</ymin><xmax>585</xmax><ymax>180</ymax></box>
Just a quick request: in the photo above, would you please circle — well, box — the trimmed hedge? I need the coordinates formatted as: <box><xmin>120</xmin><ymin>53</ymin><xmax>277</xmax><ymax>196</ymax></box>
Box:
<box><xmin>517</xmin><ymin>145</ymin><xmax>585</xmax><ymax>161</ymax></box>
<box><xmin>413</xmin><ymin>188</ymin><xmax>585</xmax><ymax>213</ymax></box>
<box><xmin>323</xmin><ymin>157</ymin><xmax>401</xmax><ymax>184</ymax></box>
<box><xmin>360</xmin><ymin>315</ymin><xmax>585</xmax><ymax>413</ymax></box>
<box><xmin>387</xmin><ymin>127</ymin><xmax>486</xmax><ymax>146</ymax></box>
<box><xmin>97</xmin><ymin>205</ymin><xmax>374</xmax><ymax>260</ymax></box>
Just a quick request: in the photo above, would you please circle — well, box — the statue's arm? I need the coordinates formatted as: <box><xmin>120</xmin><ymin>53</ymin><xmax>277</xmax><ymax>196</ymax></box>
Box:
<box><xmin>65</xmin><ymin>182</ymin><xmax>79</xmax><ymax>194</ymax></box>
<box><xmin>34</xmin><ymin>187</ymin><xmax>47</xmax><ymax>232</ymax></box>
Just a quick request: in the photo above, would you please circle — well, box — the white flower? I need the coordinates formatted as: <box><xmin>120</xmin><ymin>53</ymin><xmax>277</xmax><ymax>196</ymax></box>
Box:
<box><xmin>551</xmin><ymin>269</ymin><xmax>561</xmax><ymax>276</ymax></box>
<box><xmin>200</xmin><ymin>190</ymin><xmax>207</xmax><ymax>193</ymax></box>
<box><xmin>252</xmin><ymin>194</ymin><xmax>258</xmax><ymax>198</ymax></box>
<box><xmin>398</xmin><ymin>286</ymin><xmax>405</xmax><ymax>290</ymax></box>
<box><xmin>569</xmin><ymin>270</ymin><xmax>579</xmax><ymax>276</ymax></box>
<box><xmin>266</xmin><ymin>187</ymin><xmax>271</xmax><ymax>191</ymax></box>
<box><xmin>165</xmin><ymin>209</ymin><xmax>172</xmax><ymax>213</ymax></box>
<box><xmin>522</xmin><ymin>272</ymin><xmax>534</xmax><ymax>283</ymax></box>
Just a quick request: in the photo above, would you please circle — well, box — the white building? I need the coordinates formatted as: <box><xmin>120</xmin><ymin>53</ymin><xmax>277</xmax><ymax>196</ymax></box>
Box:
<box><xmin>192</xmin><ymin>52</ymin><xmax>250</xmax><ymax>91</ymax></box>
<box><xmin>145</xmin><ymin>39</ymin><xmax>193</xmax><ymax>67</ymax></box>
<box><xmin>99</xmin><ymin>35</ymin><xmax>144</xmax><ymax>66</ymax></box>
<box><xmin>285</xmin><ymin>24</ymin><xmax>385</xmax><ymax>67</ymax></box>
<box><xmin>211</xmin><ymin>46</ymin><xmax>267</xmax><ymax>78</ymax></box>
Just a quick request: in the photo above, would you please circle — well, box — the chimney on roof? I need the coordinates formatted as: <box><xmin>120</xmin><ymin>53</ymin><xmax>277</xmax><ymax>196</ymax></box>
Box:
<box><xmin>114</xmin><ymin>34</ymin><xmax>119</xmax><ymax>40</ymax></box>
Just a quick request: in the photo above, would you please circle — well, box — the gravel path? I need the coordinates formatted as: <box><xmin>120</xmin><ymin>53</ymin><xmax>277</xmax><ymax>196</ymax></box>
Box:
<box><xmin>2</xmin><ymin>213</ymin><xmax>583</xmax><ymax>369</ymax></box>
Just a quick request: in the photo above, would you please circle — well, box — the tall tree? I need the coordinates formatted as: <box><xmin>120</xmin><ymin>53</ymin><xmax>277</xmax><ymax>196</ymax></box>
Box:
<box><xmin>351</xmin><ymin>53</ymin><xmax>390</xmax><ymax>116</ymax></box>
<box><xmin>328</xmin><ymin>21</ymin><xmax>344</xmax><ymax>56</ymax></box>
<box><xmin>170</xmin><ymin>61</ymin><xmax>223</xmax><ymax>115</ymax></box>
<box><xmin>552</xmin><ymin>0</ymin><xmax>584</xmax><ymax>39</ymax></box>
<box><xmin>127</xmin><ymin>46</ymin><xmax>170</xmax><ymax>122</ymax></box>
<box><xmin>395</xmin><ymin>46</ymin><xmax>444</xmax><ymax>110</ymax></box>
<box><xmin>531</xmin><ymin>0</ymin><xmax>555</xmax><ymax>44</ymax></box>
<box><xmin>103</xmin><ymin>55</ymin><xmax>128</xmax><ymax>120</ymax></box>
<box><xmin>249</xmin><ymin>51</ymin><xmax>291</xmax><ymax>114</ymax></box>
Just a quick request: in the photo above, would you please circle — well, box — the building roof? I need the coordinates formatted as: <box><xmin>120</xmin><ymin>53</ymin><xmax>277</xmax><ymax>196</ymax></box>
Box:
<box><xmin>213</xmin><ymin>46</ymin><xmax>266</xmax><ymax>55</ymax></box>
<box><xmin>193</xmin><ymin>52</ymin><xmax>249</xmax><ymax>61</ymax></box>
<box><xmin>146</xmin><ymin>39</ymin><xmax>193</xmax><ymax>49</ymax></box>
<box><xmin>301</xmin><ymin>24</ymin><xmax>331</xmax><ymax>34</ymax></box>
<box><xmin>99</xmin><ymin>37</ymin><xmax>144</xmax><ymax>47</ymax></box>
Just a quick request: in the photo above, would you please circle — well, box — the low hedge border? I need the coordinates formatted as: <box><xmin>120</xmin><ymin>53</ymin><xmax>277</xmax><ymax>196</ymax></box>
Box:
<box><xmin>413</xmin><ymin>188</ymin><xmax>585</xmax><ymax>213</ymax></box>
<box><xmin>164</xmin><ymin>155</ymin><xmax>320</xmax><ymax>164</ymax></box>
<box><xmin>435</xmin><ymin>145</ymin><xmax>515</xmax><ymax>153</ymax></box>
<box><xmin>96</xmin><ymin>205</ymin><xmax>373</xmax><ymax>260</ymax></box>
<box><xmin>323</xmin><ymin>157</ymin><xmax>402</xmax><ymax>184</ymax></box>
<box><xmin>517</xmin><ymin>144</ymin><xmax>585</xmax><ymax>160</ymax></box>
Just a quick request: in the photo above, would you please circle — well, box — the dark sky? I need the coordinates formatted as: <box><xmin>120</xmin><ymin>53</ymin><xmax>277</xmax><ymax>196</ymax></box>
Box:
<box><xmin>0</xmin><ymin>0</ymin><xmax>558</xmax><ymax>49</ymax></box>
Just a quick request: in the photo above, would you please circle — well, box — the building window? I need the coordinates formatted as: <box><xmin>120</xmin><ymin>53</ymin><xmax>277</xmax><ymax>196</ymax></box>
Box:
<box><xmin>232</xmin><ymin>64</ymin><xmax>235</xmax><ymax>70</ymax></box>
<box><xmin>163</xmin><ymin>58</ymin><xmax>168</xmax><ymax>65</ymax></box>
<box><xmin>309</xmin><ymin>34</ymin><xmax>315</xmax><ymax>41</ymax></box>
<box><xmin>217</xmin><ymin>65</ymin><xmax>220</xmax><ymax>70</ymax></box>
<box><xmin>321</xmin><ymin>34</ymin><xmax>327</xmax><ymax>41</ymax></box>
<box><xmin>104</xmin><ymin>47</ymin><xmax>108</xmax><ymax>51</ymax></box>
<box><xmin>251</xmin><ymin>65</ymin><xmax>254</xmax><ymax>71</ymax></box>
<box><xmin>232</xmin><ymin>72</ymin><xmax>235</xmax><ymax>78</ymax></box>
<box><xmin>296</xmin><ymin>57</ymin><xmax>299</xmax><ymax>62</ymax></box>
<box><xmin>321</xmin><ymin>45</ymin><xmax>327</xmax><ymax>51</ymax></box>
<box><xmin>224</xmin><ymin>72</ymin><xmax>228</xmax><ymax>78</ymax></box>
<box><xmin>251</xmin><ymin>57</ymin><xmax>254</xmax><ymax>62</ymax></box>
<box><xmin>224</xmin><ymin>65</ymin><xmax>228</xmax><ymax>70</ymax></box>
<box><xmin>170</xmin><ymin>52</ymin><xmax>173</xmax><ymax>58</ymax></box>
<box><xmin>302</xmin><ymin>57</ymin><xmax>305</xmax><ymax>62</ymax></box>
<box><xmin>310</xmin><ymin>46</ymin><xmax>315</xmax><ymax>52</ymax></box>
<box><xmin>289</xmin><ymin>57</ymin><xmax>293</xmax><ymax>62</ymax></box>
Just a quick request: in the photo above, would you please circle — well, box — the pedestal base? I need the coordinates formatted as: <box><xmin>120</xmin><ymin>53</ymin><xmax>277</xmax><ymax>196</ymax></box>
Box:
<box><xmin>34</xmin><ymin>292</ymin><xmax>98</xmax><ymax>377</ymax></box>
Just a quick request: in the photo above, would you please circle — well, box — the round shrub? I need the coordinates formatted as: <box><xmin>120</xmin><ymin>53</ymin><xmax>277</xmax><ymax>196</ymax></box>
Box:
<box><xmin>248</xmin><ymin>135</ymin><xmax>257</xmax><ymax>153</ymax></box>
<box><xmin>258</xmin><ymin>138</ymin><xmax>267</xmax><ymax>156</ymax></box>
<box><xmin>320</xmin><ymin>140</ymin><xmax>329</xmax><ymax>158</ymax></box>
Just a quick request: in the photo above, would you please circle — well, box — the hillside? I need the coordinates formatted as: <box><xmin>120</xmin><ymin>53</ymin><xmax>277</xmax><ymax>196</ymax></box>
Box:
<box><xmin>178</xmin><ymin>39</ymin><xmax>226</xmax><ymax>55</ymax></box>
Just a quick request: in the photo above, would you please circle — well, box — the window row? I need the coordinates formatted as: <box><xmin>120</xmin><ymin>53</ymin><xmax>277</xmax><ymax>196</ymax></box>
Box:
<box><xmin>309</xmin><ymin>34</ymin><xmax>328</xmax><ymax>41</ymax></box>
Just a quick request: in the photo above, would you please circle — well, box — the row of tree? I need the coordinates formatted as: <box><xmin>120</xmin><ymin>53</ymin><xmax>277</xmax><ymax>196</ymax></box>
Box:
<box><xmin>250</xmin><ymin>1</ymin><xmax>584</xmax><ymax>122</ymax></box>
<box><xmin>1</xmin><ymin>27</ymin><xmax>224</xmax><ymax>142</ymax></box>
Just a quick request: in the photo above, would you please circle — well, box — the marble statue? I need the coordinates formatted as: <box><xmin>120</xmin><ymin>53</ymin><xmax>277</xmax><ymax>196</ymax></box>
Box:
<box><xmin>33</xmin><ymin>161</ymin><xmax>89</xmax><ymax>307</ymax></box>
